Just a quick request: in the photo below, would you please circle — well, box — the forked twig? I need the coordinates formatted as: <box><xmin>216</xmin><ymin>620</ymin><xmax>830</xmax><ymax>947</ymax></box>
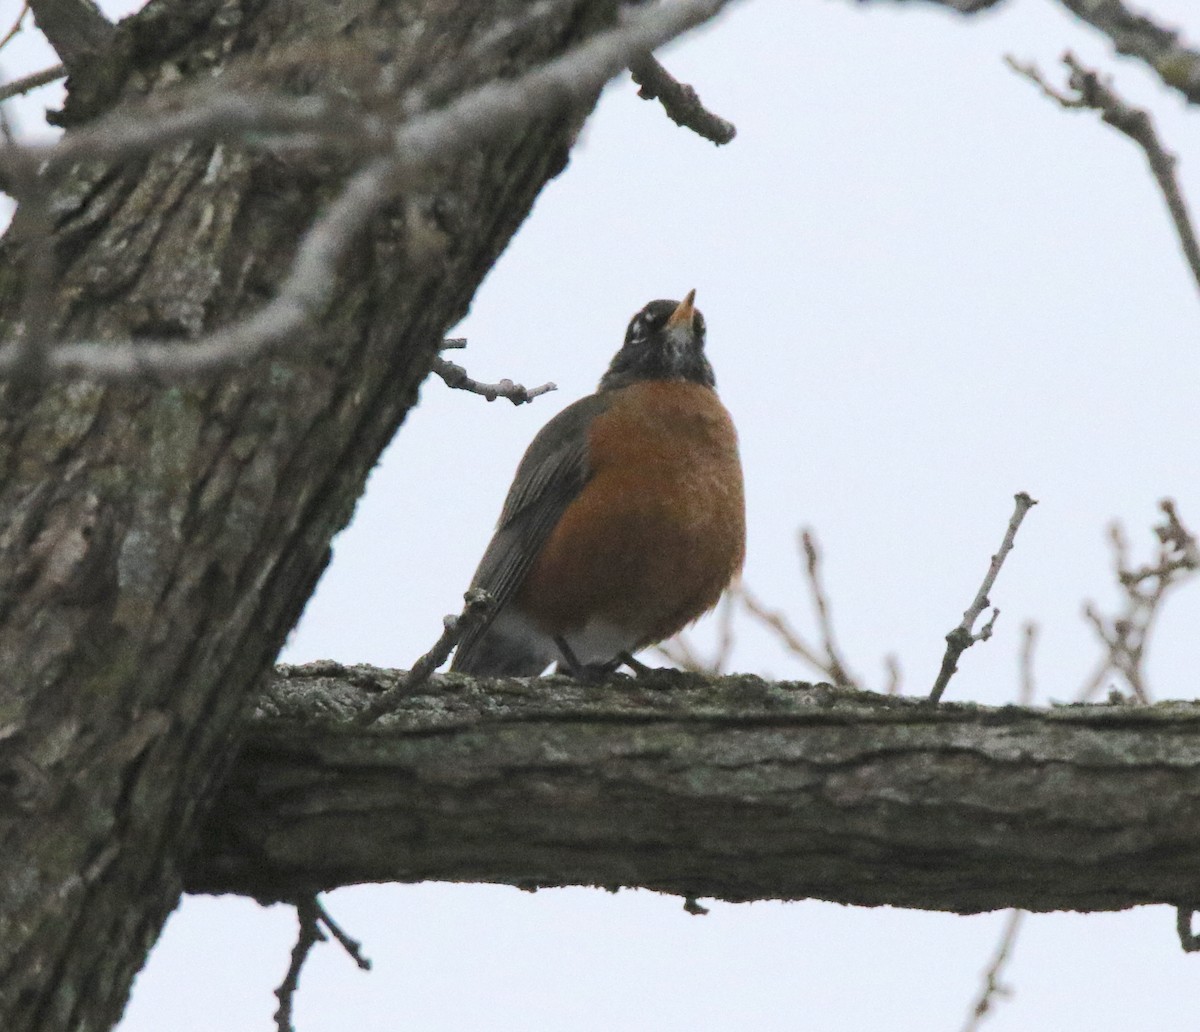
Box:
<box><xmin>1006</xmin><ymin>51</ymin><xmax>1200</xmax><ymax>298</ymax></box>
<box><xmin>960</xmin><ymin>910</ymin><xmax>1025</xmax><ymax>1032</ymax></box>
<box><xmin>357</xmin><ymin>589</ymin><xmax>493</xmax><ymax>725</ymax></box>
<box><xmin>274</xmin><ymin>896</ymin><xmax>371</xmax><ymax>1032</ymax></box>
<box><xmin>929</xmin><ymin>493</ymin><xmax>1037</xmax><ymax>704</ymax></box>
<box><xmin>1077</xmin><ymin>500</ymin><xmax>1198</xmax><ymax>703</ymax></box>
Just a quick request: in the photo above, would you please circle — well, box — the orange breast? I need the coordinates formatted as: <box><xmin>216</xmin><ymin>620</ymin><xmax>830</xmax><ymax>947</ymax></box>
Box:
<box><xmin>516</xmin><ymin>380</ymin><xmax>745</xmax><ymax>647</ymax></box>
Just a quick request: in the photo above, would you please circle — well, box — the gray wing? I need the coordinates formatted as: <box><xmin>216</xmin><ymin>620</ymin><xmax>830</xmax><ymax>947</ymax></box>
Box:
<box><xmin>451</xmin><ymin>392</ymin><xmax>611</xmax><ymax>671</ymax></box>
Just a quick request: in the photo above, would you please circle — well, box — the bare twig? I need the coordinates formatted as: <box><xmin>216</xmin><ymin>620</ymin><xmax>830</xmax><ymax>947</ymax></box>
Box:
<box><xmin>628</xmin><ymin>53</ymin><xmax>736</xmax><ymax>145</ymax></box>
<box><xmin>960</xmin><ymin>909</ymin><xmax>1025</xmax><ymax>1032</ymax></box>
<box><xmin>0</xmin><ymin>63</ymin><xmax>65</xmax><ymax>103</ymax></box>
<box><xmin>1018</xmin><ymin>622</ymin><xmax>1038</xmax><ymax>706</ymax></box>
<box><xmin>883</xmin><ymin>654</ymin><xmax>902</xmax><ymax>695</ymax></box>
<box><xmin>800</xmin><ymin>529</ymin><xmax>860</xmax><ymax>689</ymax></box>
<box><xmin>738</xmin><ymin>582</ymin><xmax>831</xmax><ymax>675</ymax></box>
<box><xmin>654</xmin><ymin>631</ymin><xmax>710</xmax><ymax>673</ymax></box>
<box><xmin>274</xmin><ymin>898</ymin><xmax>321</xmax><ymax>1032</ymax></box>
<box><xmin>28</xmin><ymin>0</ymin><xmax>113</xmax><ymax>67</ymax></box>
<box><xmin>655</xmin><ymin>585</ymin><xmax>738</xmax><ymax>674</ymax></box>
<box><xmin>1177</xmin><ymin>907</ymin><xmax>1200</xmax><ymax>952</ymax></box>
<box><xmin>1077</xmin><ymin>500</ymin><xmax>1198</xmax><ymax>703</ymax></box>
<box><xmin>738</xmin><ymin>555</ymin><xmax>867</xmax><ymax>691</ymax></box>
<box><xmin>928</xmin><ymin>492</ymin><xmax>1037</xmax><ymax>704</ymax></box>
<box><xmin>357</xmin><ymin>589</ymin><xmax>494</xmax><ymax>726</ymax></box>
<box><xmin>1006</xmin><ymin>51</ymin><xmax>1200</xmax><ymax>299</ymax></box>
<box><xmin>0</xmin><ymin>3</ymin><xmax>31</xmax><ymax>54</ymax></box>
<box><xmin>432</xmin><ymin>355</ymin><xmax>556</xmax><ymax>405</ymax></box>
<box><xmin>310</xmin><ymin>898</ymin><xmax>371</xmax><ymax>971</ymax></box>
<box><xmin>0</xmin><ymin>0</ymin><xmax>740</xmax><ymax>380</ymax></box>
<box><xmin>1051</xmin><ymin>0</ymin><xmax>1200</xmax><ymax>107</ymax></box>
<box><xmin>274</xmin><ymin>895</ymin><xmax>370</xmax><ymax>1032</ymax></box>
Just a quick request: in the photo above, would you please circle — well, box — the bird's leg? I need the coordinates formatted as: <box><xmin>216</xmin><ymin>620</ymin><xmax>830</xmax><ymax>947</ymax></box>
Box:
<box><xmin>619</xmin><ymin>651</ymin><xmax>653</xmax><ymax>677</ymax></box>
<box><xmin>554</xmin><ymin>636</ymin><xmax>627</xmax><ymax>682</ymax></box>
<box><xmin>553</xmin><ymin>635</ymin><xmax>587</xmax><ymax>678</ymax></box>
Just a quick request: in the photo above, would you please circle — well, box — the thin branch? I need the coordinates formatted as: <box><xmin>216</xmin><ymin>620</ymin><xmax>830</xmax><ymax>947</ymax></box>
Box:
<box><xmin>273</xmin><ymin>896</ymin><xmax>370</xmax><ymax>1032</ymax></box>
<box><xmin>737</xmin><ymin>582</ymin><xmax>831</xmax><ymax>675</ymax></box>
<box><xmin>1077</xmin><ymin>500</ymin><xmax>1198</xmax><ymax>703</ymax></box>
<box><xmin>1018</xmin><ymin>622</ymin><xmax>1038</xmax><ymax>706</ymax></box>
<box><xmin>711</xmin><ymin>585</ymin><xmax>737</xmax><ymax>674</ymax></box>
<box><xmin>960</xmin><ymin>910</ymin><xmax>1025</xmax><ymax>1032</ymax></box>
<box><xmin>356</xmin><ymin>589</ymin><xmax>494</xmax><ymax>726</ymax></box>
<box><xmin>1052</xmin><ymin>0</ymin><xmax>1200</xmax><ymax>107</ymax></box>
<box><xmin>0</xmin><ymin>0</ymin><xmax>740</xmax><ymax>380</ymax></box>
<box><xmin>28</xmin><ymin>0</ymin><xmax>113</xmax><ymax>68</ymax></box>
<box><xmin>884</xmin><ymin>654</ymin><xmax>902</xmax><ymax>695</ymax></box>
<box><xmin>928</xmin><ymin>492</ymin><xmax>1037</xmax><ymax>704</ymax></box>
<box><xmin>273</xmin><ymin>898</ymin><xmax>321</xmax><ymax>1032</ymax></box>
<box><xmin>800</xmin><ymin>529</ymin><xmax>860</xmax><ymax>690</ymax></box>
<box><xmin>311</xmin><ymin>898</ymin><xmax>371</xmax><ymax>972</ymax></box>
<box><xmin>628</xmin><ymin>53</ymin><xmax>735</xmax><ymax>145</ymax></box>
<box><xmin>1177</xmin><ymin>907</ymin><xmax>1200</xmax><ymax>952</ymax></box>
<box><xmin>0</xmin><ymin>63</ymin><xmax>65</xmax><ymax>103</ymax></box>
<box><xmin>1006</xmin><ymin>51</ymin><xmax>1200</xmax><ymax>299</ymax></box>
<box><xmin>432</xmin><ymin>355</ymin><xmax>556</xmax><ymax>405</ymax></box>
<box><xmin>0</xmin><ymin>3</ymin><xmax>31</xmax><ymax>54</ymax></box>
<box><xmin>654</xmin><ymin>631</ymin><xmax>712</xmax><ymax>673</ymax></box>
<box><xmin>655</xmin><ymin>585</ymin><xmax>739</xmax><ymax>674</ymax></box>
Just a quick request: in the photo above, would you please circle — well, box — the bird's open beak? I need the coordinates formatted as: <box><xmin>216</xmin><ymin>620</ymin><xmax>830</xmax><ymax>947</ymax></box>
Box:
<box><xmin>665</xmin><ymin>289</ymin><xmax>697</xmax><ymax>331</ymax></box>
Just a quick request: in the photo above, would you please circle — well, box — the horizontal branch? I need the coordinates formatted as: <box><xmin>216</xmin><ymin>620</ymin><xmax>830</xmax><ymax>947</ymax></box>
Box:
<box><xmin>186</xmin><ymin>663</ymin><xmax>1200</xmax><ymax>914</ymax></box>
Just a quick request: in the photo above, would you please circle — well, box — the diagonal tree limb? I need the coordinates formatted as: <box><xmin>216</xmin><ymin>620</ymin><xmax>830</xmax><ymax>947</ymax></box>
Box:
<box><xmin>0</xmin><ymin>0</ymin><xmax>741</xmax><ymax>380</ymax></box>
<box><xmin>1007</xmin><ymin>52</ymin><xmax>1200</xmax><ymax>300</ymax></box>
<box><xmin>929</xmin><ymin>493</ymin><xmax>1037</xmax><ymax>703</ymax></box>
<box><xmin>28</xmin><ymin>0</ymin><xmax>113</xmax><ymax>68</ymax></box>
<box><xmin>1053</xmin><ymin>0</ymin><xmax>1200</xmax><ymax>106</ymax></box>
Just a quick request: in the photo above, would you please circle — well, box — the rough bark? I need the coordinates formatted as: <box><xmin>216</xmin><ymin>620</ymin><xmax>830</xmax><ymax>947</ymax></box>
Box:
<box><xmin>188</xmin><ymin>664</ymin><xmax>1200</xmax><ymax>915</ymax></box>
<box><xmin>0</xmin><ymin>2</ymin><xmax>614</xmax><ymax>1030</ymax></box>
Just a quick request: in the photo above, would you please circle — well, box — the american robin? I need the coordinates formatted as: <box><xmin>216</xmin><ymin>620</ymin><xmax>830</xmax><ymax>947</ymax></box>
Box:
<box><xmin>451</xmin><ymin>290</ymin><xmax>745</xmax><ymax>677</ymax></box>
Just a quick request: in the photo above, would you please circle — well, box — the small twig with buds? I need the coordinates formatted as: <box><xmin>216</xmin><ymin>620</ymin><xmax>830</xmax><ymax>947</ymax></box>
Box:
<box><xmin>432</xmin><ymin>352</ymin><xmax>556</xmax><ymax>405</ymax></box>
<box><xmin>929</xmin><ymin>493</ymin><xmax>1038</xmax><ymax>704</ymax></box>
<box><xmin>274</xmin><ymin>895</ymin><xmax>370</xmax><ymax>1032</ymax></box>
<box><xmin>1077</xmin><ymin>500</ymin><xmax>1198</xmax><ymax>703</ymax></box>
<box><xmin>357</xmin><ymin>589</ymin><xmax>494</xmax><ymax>725</ymax></box>
<box><xmin>628</xmin><ymin>53</ymin><xmax>736</xmax><ymax>145</ymax></box>
<box><xmin>1006</xmin><ymin>50</ymin><xmax>1200</xmax><ymax>298</ymax></box>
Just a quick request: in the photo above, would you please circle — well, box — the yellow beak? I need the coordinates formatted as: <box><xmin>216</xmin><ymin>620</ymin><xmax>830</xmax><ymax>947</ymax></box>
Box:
<box><xmin>665</xmin><ymin>289</ymin><xmax>697</xmax><ymax>331</ymax></box>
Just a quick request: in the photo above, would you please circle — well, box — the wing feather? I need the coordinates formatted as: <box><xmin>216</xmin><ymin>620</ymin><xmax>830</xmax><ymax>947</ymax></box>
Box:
<box><xmin>451</xmin><ymin>392</ymin><xmax>611</xmax><ymax>669</ymax></box>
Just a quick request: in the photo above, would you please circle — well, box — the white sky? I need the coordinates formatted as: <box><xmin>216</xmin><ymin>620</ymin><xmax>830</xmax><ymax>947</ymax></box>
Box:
<box><xmin>6</xmin><ymin>0</ymin><xmax>1200</xmax><ymax>1029</ymax></box>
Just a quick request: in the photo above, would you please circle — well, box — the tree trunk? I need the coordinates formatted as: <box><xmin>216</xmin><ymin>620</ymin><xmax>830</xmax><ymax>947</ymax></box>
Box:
<box><xmin>186</xmin><ymin>664</ymin><xmax>1200</xmax><ymax>915</ymax></box>
<box><xmin>0</xmin><ymin>3</ymin><xmax>612</xmax><ymax>1029</ymax></box>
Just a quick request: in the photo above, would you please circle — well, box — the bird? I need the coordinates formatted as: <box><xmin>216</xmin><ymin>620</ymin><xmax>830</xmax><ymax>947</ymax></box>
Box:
<box><xmin>450</xmin><ymin>290</ymin><xmax>745</xmax><ymax>677</ymax></box>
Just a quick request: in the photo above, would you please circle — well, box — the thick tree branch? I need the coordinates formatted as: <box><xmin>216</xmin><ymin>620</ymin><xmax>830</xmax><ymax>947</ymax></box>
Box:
<box><xmin>187</xmin><ymin>663</ymin><xmax>1200</xmax><ymax>915</ymax></box>
<box><xmin>0</xmin><ymin>63</ymin><xmax>65</xmax><ymax>103</ymax></box>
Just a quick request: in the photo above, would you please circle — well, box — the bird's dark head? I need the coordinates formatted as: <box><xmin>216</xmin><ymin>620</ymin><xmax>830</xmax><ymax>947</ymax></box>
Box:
<box><xmin>599</xmin><ymin>290</ymin><xmax>715</xmax><ymax>392</ymax></box>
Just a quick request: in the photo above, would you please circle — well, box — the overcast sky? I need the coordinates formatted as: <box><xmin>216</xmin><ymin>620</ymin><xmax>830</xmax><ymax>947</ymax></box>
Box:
<box><xmin>6</xmin><ymin>0</ymin><xmax>1200</xmax><ymax>1029</ymax></box>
